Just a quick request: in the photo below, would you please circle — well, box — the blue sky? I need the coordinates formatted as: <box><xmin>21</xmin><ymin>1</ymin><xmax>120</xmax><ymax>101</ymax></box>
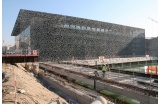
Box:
<box><xmin>2</xmin><ymin>0</ymin><xmax>158</xmax><ymax>46</ymax></box>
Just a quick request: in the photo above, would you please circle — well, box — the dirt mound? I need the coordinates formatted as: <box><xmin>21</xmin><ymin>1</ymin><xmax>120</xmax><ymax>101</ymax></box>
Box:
<box><xmin>2</xmin><ymin>63</ymin><xmax>68</xmax><ymax>104</ymax></box>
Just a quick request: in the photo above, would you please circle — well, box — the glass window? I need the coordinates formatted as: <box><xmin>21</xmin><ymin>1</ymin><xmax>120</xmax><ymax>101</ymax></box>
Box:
<box><xmin>105</xmin><ymin>29</ymin><xmax>108</xmax><ymax>32</ymax></box>
<box><xmin>109</xmin><ymin>29</ymin><xmax>112</xmax><ymax>32</ymax></box>
<box><xmin>97</xmin><ymin>28</ymin><xmax>100</xmax><ymax>32</ymax></box>
<box><xmin>76</xmin><ymin>25</ymin><xmax>81</xmax><ymax>29</ymax></box>
<box><xmin>64</xmin><ymin>24</ymin><xmax>69</xmax><ymax>28</ymax></box>
<box><xmin>82</xmin><ymin>26</ymin><xmax>86</xmax><ymax>30</ymax></box>
<box><xmin>92</xmin><ymin>28</ymin><xmax>96</xmax><ymax>31</ymax></box>
<box><xmin>19</xmin><ymin>26</ymin><xmax>30</xmax><ymax>50</ymax></box>
<box><xmin>87</xmin><ymin>27</ymin><xmax>91</xmax><ymax>30</ymax></box>
<box><xmin>101</xmin><ymin>29</ymin><xmax>104</xmax><ymax>32</ymax></box>
<box><xmin>70</xmin><ymin>25</ymin><xmax>75</xmax><ymax>29</ymax></box>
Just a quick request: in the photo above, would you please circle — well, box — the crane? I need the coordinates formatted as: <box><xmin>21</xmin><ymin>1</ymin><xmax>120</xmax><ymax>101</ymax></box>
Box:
<box><xmin>148</xmin><ymin>17</ymin><xmax>158</xmax><ymax>23</ymax></box>
<box><xmin>148</xmin><ymin>17</ymin><xmax>158</xmax><ymax>37</ymax></box>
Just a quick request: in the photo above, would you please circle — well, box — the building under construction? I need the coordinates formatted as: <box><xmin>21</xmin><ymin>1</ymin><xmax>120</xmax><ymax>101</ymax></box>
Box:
<box><xmin>12</xmin><ymin>9</ymin><xmax>145</xmax><ymax>61</ymax></box>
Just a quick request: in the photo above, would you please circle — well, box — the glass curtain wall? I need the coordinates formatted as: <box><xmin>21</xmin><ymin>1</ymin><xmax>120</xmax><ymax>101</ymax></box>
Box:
<box><xmin>19</xmin><ymin>26</ymin><xmax>31</xmax><ymax>50</ymax></box>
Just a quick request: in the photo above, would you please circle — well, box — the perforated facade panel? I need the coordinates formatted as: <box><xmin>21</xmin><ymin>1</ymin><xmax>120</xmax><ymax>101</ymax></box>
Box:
<box><xmin>12</xmin><ymin>9</ymin><xmax>145</xmax><ymax>61</ymax></box>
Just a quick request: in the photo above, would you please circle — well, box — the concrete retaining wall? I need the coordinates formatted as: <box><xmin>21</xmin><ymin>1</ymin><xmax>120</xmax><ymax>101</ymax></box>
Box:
<box><xmin>96</xmin><ymin>81</ymin><xmax>157</xmax><ymax>104</ymax></box>
<box><xmin>32</xmin><ymin>63</ymin><xmax>39</xmax><ymax>74</ymax></box>
<box><xmin>24</xmin><ymin>62</ymin><xmax>39</xmax><ymax>75</ymax></box>
<box><xmin>43</xmin><ymin>76</ymin><xmax>94</xmax><ymax>104</ymax></box>
<box><xmin>40</xmin><ymin>64</ymin><xmax>94</xmax><ymax>85</ymax></box>
<box><xmin>25</xmin><ymin>63</ymin><xmax>32</xmax><ymax>71</ymax></box>
<box><xmin>40</xmin><ymin>64</ymin><xmax>158</xmax><ymax>104</ymax></box>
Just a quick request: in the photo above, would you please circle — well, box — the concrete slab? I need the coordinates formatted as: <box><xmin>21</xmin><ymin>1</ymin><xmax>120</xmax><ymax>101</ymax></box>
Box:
<box><xmin>40</xmin><ymin>63</ymin><xmax>158</xmax><ymax>104</ymax></box>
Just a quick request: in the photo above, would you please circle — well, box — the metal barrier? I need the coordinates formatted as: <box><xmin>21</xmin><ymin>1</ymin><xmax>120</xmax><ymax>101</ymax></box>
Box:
<box><xmin>3</xmin><ymin>49</ymin><xmax>39</xmax><ymax>55</ymax></box>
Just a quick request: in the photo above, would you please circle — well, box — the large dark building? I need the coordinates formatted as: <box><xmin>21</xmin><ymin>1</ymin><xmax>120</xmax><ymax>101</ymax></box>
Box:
<box><xmin>12</xmin><ymin>9</ymin><xmax>145</xmax><ymax>61</ymax></box>
<box><xmin>145</xmin><ymin>37</ymin><xmax>158</xmax><ymax>57</ymax></box>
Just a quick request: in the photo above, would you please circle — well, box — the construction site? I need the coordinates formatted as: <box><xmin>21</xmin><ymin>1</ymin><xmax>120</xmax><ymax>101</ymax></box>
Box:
<box><xmin>2</xmin><ymin>9</ymin><xmax>158</xmax><ymax>104</ymax></box>
<box><xmin>2</xmin><ymin>56</ymin><xmax>158</xmax><ymax>104</ymax></box>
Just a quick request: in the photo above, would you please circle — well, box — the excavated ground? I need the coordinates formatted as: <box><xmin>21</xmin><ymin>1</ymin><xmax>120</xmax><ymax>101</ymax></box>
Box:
<box><xmin>2</xmin><ymin>63</ymin><xmax>68</xmax><ymax>104</ymax></box>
